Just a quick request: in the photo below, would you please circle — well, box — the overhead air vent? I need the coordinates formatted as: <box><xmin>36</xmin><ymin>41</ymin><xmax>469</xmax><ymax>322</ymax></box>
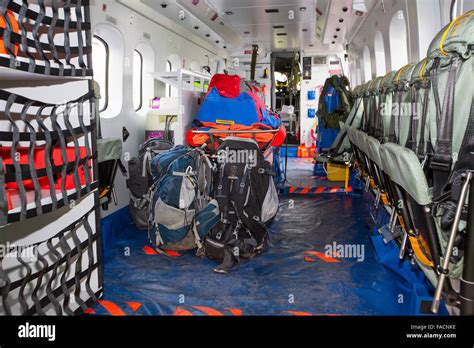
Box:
<box><xmin>276</xmin><ymin>33</ymin><xmax>287</xmax><ymax>36</ymax></box>
<box><xmin>265</xmin><ymin>8</ymin><xmax>279</xmax><ymax>13</ymax></box>
<box><xmin>273</xmin><ymin>25</ymin><xmax>285</xmax><ymax>29</ymax></box>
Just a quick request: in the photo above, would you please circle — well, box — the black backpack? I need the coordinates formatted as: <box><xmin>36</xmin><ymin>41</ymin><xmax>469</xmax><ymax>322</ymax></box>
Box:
<box><xmin>127</xmin><ymin>138</ymin><xmax>173</xmax><ymax>229</ymax></box>
<box><xmin>203</xmin><ymin>137</ymin><xmax>279</xmax><ymax>272</ymax></box>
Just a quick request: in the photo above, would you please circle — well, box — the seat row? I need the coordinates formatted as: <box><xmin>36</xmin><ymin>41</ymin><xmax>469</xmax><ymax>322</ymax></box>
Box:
<box><xmin>346</xmin><ymin>10</ymin><xmax>474</xmax><ymax>315</ymax></box>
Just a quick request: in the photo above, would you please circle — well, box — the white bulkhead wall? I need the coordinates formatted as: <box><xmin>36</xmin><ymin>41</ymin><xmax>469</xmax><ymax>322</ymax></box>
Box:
<box><xmin>89</xmin><ymin>0</ymin><xmax>228</xmax><ymax>217</ymax></box>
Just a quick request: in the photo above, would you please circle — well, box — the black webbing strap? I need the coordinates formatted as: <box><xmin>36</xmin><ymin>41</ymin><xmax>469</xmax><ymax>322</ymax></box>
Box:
<box><xmin>0</xmin><ymin>262</ymin><xmax>12</xmax><ymax>315</ymax></box>
<box><xmin>0</xmin><ymin>28</ymin><xmax>93</xmax><ymax>55</ymax></box>
<box><xmin>373</xmin><ymin>92</ymin><xmax>384</xmax><ymax>141</ymax></box>
<box><xmin>0</xmin><ymin>207</ymin><xmax>99</xmax><ymax>315</ymax></box>
<box><xmin>31</xmin><ymin>249</ymin><xmax>48</xmax><ymax>316</ymax></box>
<box><xmin>417</xmin><ymin>81</ymin><xmax>431</xmax><ymax>159</ymax></box>
<box><xmin>33</xmin><ymin>0</ymin><xmax>51</xmax><ymax>75</ymax></box>
<box><xmin>58</xmin><ymin>230</ymin><xmax>75</xmax><ymax>316</ymax></box>
<box><xmin>63</xmin><ymin>102</ymin><xmax>82</xmax><ymax>199</ymax></box>
<box><xmin>17</xmin><ymin>0</ymin><xmax>36</xmax><ymax>73</ymax></box>
<box><xmin>430</xmin><ymin>56</ymin><xmax>459</xmax><ymax>197</ymax></box>
<box><xmin>406</xmin><ymin>86</ymin><xmax>419</xmax><ymax>151</ymax></box>
<box><xmin>17</xmin><ymin>249</ymin><xmax>33</xmax><ymax>314</ymax></box>
<box><xmin>234</xmin><ymin>166</ymin><xmax>268</xmax><ymax>245</ymax></box>
<box><xmin>75</xmin><ymin>0</ymin><xmax>87</xmax><ymax>77</ymax></box>
<box><xmin>5</xmin><ymin>94</ymin><xmax>28</xmax><ymax>221</ymax></box>
<box><xmin>47</xmin><ymin>0</ymin><xmax>64</xmax><ymax>76</ymax></box>
<box><xmin>46</xmin><ymin>238</ymin><xmax>64</xmax><ymax>315</ymax></box>
<box><xmin>453</xmin><ymin>97</ymin><xmax>474</xmax><ymax>172</ymax></box>
<box><xmin>71</xmin><ymin>220</ymin><xmax>88</xmax><ymax>312</ymax></box>
<box><xmin>51</xmin><ymin>108</ymin><xmax>69</xmax><ymax>205</ymax></box>
<box><xmin>6</xmin><ymin>0</ymin><xmax>91</xmax><ymax>28</ymax></box>
<box><xmin>0</xmin><ymin>156</ymin><xmax>7</xmax><ymax>226</ymax></box>
<box><xmin>0</xmin><ymin>0</ymin><xmax>16</xmax><ymax>69</ymax></box>
<box><xmin>35</xmin><ymin>105</ymin><xmax>59</xmax><ymax>210</ymax></box>
<box><xmin>64</xmin><ymin>0</ymin><xmax>76</xmax><ymax>76</ymax></box>
<box><xmin>83</xmin><ymin>215</ymin><xmax>98</xmax><ymax>304</ymax></box>
<box><xmin>20</xmin><ymin>101</ymin><xmax>43</xmax><ymax>216</ymax></box>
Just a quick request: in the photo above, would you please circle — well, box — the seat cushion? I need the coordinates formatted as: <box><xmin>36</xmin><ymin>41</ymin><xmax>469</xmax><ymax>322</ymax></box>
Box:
<box><xmin>380</xmin><ymin>142</ymin><xmax>431</xmax><ymax>205</ymax></box>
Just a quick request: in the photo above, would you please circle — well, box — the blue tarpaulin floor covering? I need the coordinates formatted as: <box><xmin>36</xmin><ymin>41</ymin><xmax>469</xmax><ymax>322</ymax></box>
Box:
<box><xmin>94</xmin><ymin>194</ymin><xmax>440</xmax><ymax>316</ymax></box>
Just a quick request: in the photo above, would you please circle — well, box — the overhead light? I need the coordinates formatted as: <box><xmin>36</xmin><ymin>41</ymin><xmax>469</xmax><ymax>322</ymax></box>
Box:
<box><xmin>194</xmin><ymin>26</ymin><xmax>199</xmax><ymax>30</ymax></box>
<box><xmin>244</xmin><ymin>31</ymin><xmax>250</xmax><ymax>35</ymax></box>
<box><xmin>225</xmin><ymin>10</ymin><xmax>233</xmax><ymax>15</ymax></box>
<box><xmin>302</xmin><ymin>28</ymin><xmax>308</xmax><ymax>32</ymax></box>
<box><xmin>309</xmin><ymin>44</ymin><xmax>314</xmax><ymax>47</ymax></box>
<box><xmin>299</xmin><ymin>7</ymin><xmax>307</xmax><ymax>11</ymax></box>
<box><xmin>336</xmin><ymin>28</ymin><xmax>341</xmax><ymax>32</ymax></box>
<box><xmin>342</xmin><ymin>6</ymin><xmax>348</xmax><ymax>12</ymax></box>
<box><xmin>355</xmin><ymin>10</ymin><xmax>364</xmax><ymax>16</ymax></box>
<box><xmin>206</xmin><ymin>34</ymin><xmax>210</xmax><ymax>37</ymax></box>
<box><xmin>334</xmin><ymin>35</ymin><xmax>338</xmax><ymax>39</ymax></box>
<box><xmin>332</xmin><ymin>41</ymin><xmax>335</xmax><ymax>44</ymax></box>
<box><xmin>223</xmin><ymin>45</ymin><xmax>227</xmax><ymax>49</ymax></box>
<box><xmin>339</xmin><ymin>18</ymin><xmax>344</xmax><ymax>23</ymax></box>
<box><xmin>215</xmin><ymin>40</ymin><xmax>220</xmax><ymax>44</ymax></box>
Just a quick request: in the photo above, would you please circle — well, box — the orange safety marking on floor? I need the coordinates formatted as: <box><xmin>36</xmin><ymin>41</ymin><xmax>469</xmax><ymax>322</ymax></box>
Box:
<box><xmin>85</xmin><ymin>308</ymin><xmax>95</xmax><ymax>314</ymax></box>
<box><xmin>225</xmin><ymin>308</ymin><xmax>243</xmax><ymax>316</ymax></box>
<box><xmin>289</xmin><ymin>186</ymin><xmax>297</xmax><ymax>194</ymax></box>
<box><xmin>285</xmin><ymin>310</ymin><xmax>313</xmax><ymax>316</ymax></box>
<box><xmin>163</xmin><ymin>249</ymin><xmax>181</xmax><ymax>257</ymax></box>
<box><xmin>316</xmin><ymin>187</ymin><xmax>326</xmax><ymax>194</ymax></box>
<box><xmin>98</xmin><ymin>300</ymin><xmax>126</xmax><ymax>316</ymax></box>
<box><xmin>329</xmin><ymin>187</ymin><xmax>340</xmax><ymax>193</ymax></box>
<box><xmin>143</xmin><ymin>245</ymin><xmax>158</xmax><ymax>255</ymax></box>
<box><xmin>125</xmin><ymin>302</ymin><xmax>142</xmax><ymax>312</ymax></box>
<box><xmin>174</xmin><ymin>307</ymin><xmax>194</xmax><ymax>316</ymax></box>
<box><xmin>193</xmin><ymin>306</ymin><xmax>224</xmax><ymax>316</ymax></box>
<box><xmin>345</xmin><ymin>186</ymin><xmax>353</xmax><ymax>193</ymax></box>
<box><xmin>300</xmin><ymin>187</ymin><xmax>311</xmax><ymax>194</ymax></box>
<box><xmin>304</xmin><ymin>251</ymin><xmax>341</xmax><ymax>263</ymax></box>
<box><xmin>304</xmin><ymin>255</ymin><xmax>316</xmax><ymax>262</ymax></box>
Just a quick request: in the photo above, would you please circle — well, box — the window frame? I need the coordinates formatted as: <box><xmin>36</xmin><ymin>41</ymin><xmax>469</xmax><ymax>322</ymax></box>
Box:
<box><xmin>166</xmin><ymin>59</ymin><xmax>172</xmax><ymax>98</ymax></box>
<box><xmin>92</xmin><ymin>35</ymin><xmax>110</xmax><ymax>113</ymax></box>
<box><xmin>133</xmin><ymin>49</ymin><xmax>144</xmax><ymax>112</ymax></box>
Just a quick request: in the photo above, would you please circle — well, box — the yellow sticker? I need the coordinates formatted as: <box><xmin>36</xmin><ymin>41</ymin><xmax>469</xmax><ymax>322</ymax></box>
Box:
<box><xmin>216</xmin><ymin>119</ymin><xmax>234</xmax><ymax>125</ymax></box>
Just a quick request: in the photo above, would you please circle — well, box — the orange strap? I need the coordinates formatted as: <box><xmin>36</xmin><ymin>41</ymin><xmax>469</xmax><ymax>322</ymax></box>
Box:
<box><xmin>174</xmin><ymin>307</ymin><xmax>194</xmax><ymax>316</ymax></box>
<box><xmin>193</xmin><ymin>306</ymin><xmax>224</xmax><ymax>316</ymax></box>
<box><xmin>286</xmin><ymin>311</ymin><xmax>313</xmax><ymax>316</ymax></box>
<box><xmin>304</xmin><ymin>251</ymin><xmax>341</xmax><ymax>263</ymax></box>
<box><xmin>98</xmin><ymin>300</ymin><xmax>126</xmax><ymax>316</ymax></box>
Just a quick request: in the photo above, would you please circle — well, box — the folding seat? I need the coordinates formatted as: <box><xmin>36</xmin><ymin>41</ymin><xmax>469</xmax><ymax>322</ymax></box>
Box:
<box><xmin>379</xmin><ymin>143</ymin><xmax>444</xmax><ymax>288</ymax></box>
<box><xmin>422</xmin><ymin>10</ymin><xmax>474</xmax><ymax>314</ymax></box>
<box><xmin>390</xmin><ymin>63</ymin><xmax>416</xmax><ymax>147</ymax></box>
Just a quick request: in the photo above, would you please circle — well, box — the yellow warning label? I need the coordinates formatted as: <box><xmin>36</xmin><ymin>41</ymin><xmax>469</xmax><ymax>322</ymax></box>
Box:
<box><xmin>216</xmin><ymin>119</ymin><xmax>234</xmax><ymax>125</ymax></box>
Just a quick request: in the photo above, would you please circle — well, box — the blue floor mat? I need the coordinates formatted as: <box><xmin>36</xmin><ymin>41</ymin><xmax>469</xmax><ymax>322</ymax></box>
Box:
<box><xmin>96</xmin><ymin>194</ymin><xmax>429</xmax><ymax>316</ymax></box>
